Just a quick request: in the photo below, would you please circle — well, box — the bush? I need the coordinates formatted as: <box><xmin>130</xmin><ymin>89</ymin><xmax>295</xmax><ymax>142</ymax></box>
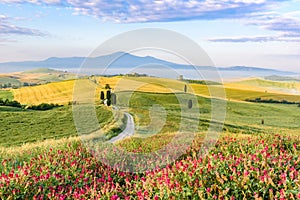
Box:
<box><xmin>0</xmin><ymin>99</ymin><xmax>22</xmax><ymax>108</ymax></box>
<box><xmin>246</xmin><ymin>98</ymin><xmax>298</xmax><ymax>105</ymax></box>
<box><xmin>27</xmin><ymin>103</ymin><xmax>61</xmax><ymax>111</ymax></box>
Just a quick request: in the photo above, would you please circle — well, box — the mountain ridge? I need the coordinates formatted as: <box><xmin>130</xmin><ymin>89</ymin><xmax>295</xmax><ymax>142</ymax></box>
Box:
<box><xmin>0</xmin><ymin>52</ymin><xmax>296</xmax><ymax>76</ymax></box>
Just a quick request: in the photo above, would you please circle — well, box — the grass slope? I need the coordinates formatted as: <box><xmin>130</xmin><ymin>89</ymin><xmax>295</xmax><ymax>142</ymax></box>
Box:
<box><xmin>0</xmin><ymin>105</ymin><xmax>113</xmax><ymax>147</ymax></box>
<box><xmin>0</xmin><ymin>90</ymin><xmax>13</xmax><ymax>100</ymax></box>
<box><xmin>227</xmin><ymin>78</ymin><xmax>300</xmax><ymax>95</ymax></box>
<box><xmin>22</xmin><ymin>68</ymin><xmax>61</xmax><ymax>74</ymax></box>
<box><xmin>191</xmin><ymin>84</ymin><xmax>300</xmax><ymax>102</ymax></box>
<box><xmin>0</xmin><ymin>68</ymin><xmax>78</xmax><ymax>88</ymax></box>
<box><xmin>233</xmin><ymin>78</ymin><xmax>299</xmax><ymax>88</ymax></box>
<box><xmin>3</xmin><ymin>88</ymin><xmax>300</xmax><ymax>147</ymax></box>
<box><xmin>4</xmin><ymin>76</ymin><xmax>299</xmax><ymax>148</ymax></box>
<box><xmin>127</xmin><ymin>92</ymin><xmax>300</xmax><ymax>132</ymax></box>
<box><xmin>0</xmin><ymin>76</ymin><xmax>21</xmax><ymax>86</ymax></box>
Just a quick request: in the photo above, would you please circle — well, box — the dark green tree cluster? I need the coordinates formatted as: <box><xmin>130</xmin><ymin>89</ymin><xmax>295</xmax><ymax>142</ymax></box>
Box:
<box><xmin>0</xmin><ymin>98</ymin><xmax>62</xmax><ymax>111</ymax></box>
<box><xmin>0</xmin><ymin>99</ymin><xmax>22</xmax><ymax>108</ymax></box>
<box><xmin>27</xmin><ymin>103</ymin><xmax>61</xmax><ymax>111</ymax></box>
<box><xmin>0</xmin><ymin>82</ymin><xmax>39</xmax><ymax>89</ymax></box>
<box><xmin>100</xmin><ymin>84</ymin><xmax>116</xmax><ymax>107</ymax></box>
<box><xmin>0</xmin><ymin>83</ymin><xmax>12</xmax><ymax>89</ymax></box>
<box><xmin>246</xmin><ymin>98</ymin><xmax>299</xmax><ymax>105</ymax></box>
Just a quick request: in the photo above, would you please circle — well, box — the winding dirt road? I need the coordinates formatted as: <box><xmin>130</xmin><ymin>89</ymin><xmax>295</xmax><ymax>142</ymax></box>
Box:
<box><xmin>108</xmin><ymin>112</ymin><xmax>135</xmax><ymax>143</ymax></box>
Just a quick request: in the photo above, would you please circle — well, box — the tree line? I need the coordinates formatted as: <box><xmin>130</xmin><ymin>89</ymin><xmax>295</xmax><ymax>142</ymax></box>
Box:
<box><xmin>0</xmin><ymin>98</ymin><xmax>61</xmax><ymax>111</ymax></box>
<box><xmin>246</xmin><ymin>97</ymin><xmax>300</xmax><ymax>105</ymax></box>
<box><xmin>0</xmin><ymin>82</ymin><xmax>39</xmax><ymax>89</ymax></box>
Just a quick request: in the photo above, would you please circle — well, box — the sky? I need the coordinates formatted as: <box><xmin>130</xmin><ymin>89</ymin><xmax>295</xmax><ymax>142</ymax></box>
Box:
<box><xmin>0</xmin><ymin>0</ymin><xmax>300</xmax><ymax>72</ymax></box>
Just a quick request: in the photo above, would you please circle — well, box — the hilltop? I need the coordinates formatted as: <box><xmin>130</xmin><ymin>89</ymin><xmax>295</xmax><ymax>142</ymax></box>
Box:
<box><xmin>0</xmin><ymin>68</ymin><xmax>78</xmax><ymax>89</ymax></box>
<box><xmin>22</xmin><ymin>68</ymin><xmax>65</xmax><ymax>74</ymax></box>
<box><xmin>226</xmin><ymin>78</ymin><xmax>300</xmax><ymax>95</ymax></box>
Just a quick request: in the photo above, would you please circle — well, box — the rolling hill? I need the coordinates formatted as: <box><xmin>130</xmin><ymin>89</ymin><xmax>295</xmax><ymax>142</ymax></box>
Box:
<box><xmin>11</xmin><ymin>76</ymin><xmax>300</xmax><ymax>106</ymax></box>
<box><xmin>0</xmin><ymin>68</ymin><xmax>78</xmax><ymax>88</ymax></box>
<box><xmin>227</xmin><ymin>78</ymin><xmax>300</xmax><ymax>95</ymax></box>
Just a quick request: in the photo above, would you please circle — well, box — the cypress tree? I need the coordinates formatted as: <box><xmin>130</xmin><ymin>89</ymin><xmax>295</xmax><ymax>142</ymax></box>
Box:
<box><xmin>111</xmin><ymin>93</ymin><xmax>117</xmax><ymax>105</ymax></box>
<box><xmin>100</xmin><ymin>91</ymin><xmax>105</xmax><ymax>100</ymax></box>
<box><xmin>188</xmin><ymin>99</ymin><xmax>193</xmax><ymax>109</ymax></box>
<box><xmin>106</xmin><ymin>90</ymin><xmax>111</xmax><ymax>100</ymax></box>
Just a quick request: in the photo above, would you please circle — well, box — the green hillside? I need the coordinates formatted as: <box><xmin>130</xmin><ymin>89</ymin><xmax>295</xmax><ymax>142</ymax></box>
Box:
<box><xmin>0</xmin><ymin>76</ymin><xmax>21</xmax><ymax>87</ymax></box>
<box><xmin>233</xmin><ymin>78</ymin><xmax>299</xmax><ymax>89</ymax></box>
<box><xmin>0</xmin><ymin>105</ymin><xmax>113</xmax><ymax>147</ymax></box>
<box><xmin>0</xmin><ymin>90</ymin><xmax>13</xmax><ymax>100</ymax></box>
<box><xmin>1</xmin><ymin>76</ymin><xmax>300</xmax><ymax>147</ymax></box>
<box><xmin>22</xmin><ymin>68</ymin><xmax>62</xmax><ymax>74</ymax></box>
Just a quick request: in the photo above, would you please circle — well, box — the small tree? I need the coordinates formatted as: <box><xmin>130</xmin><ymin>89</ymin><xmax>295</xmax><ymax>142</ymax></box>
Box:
<box><xmin>111</xmin><ymin>93</ymin><xmax>117</xmax><ymax>105</ymax></box>
<box><xmin>106</xmin><ymin>90</ymin><xmax>111</xmax><ymax>100</ymax></box>
<box><xmin>105</xmin><ymin>84</ymin><xmax>111</xmax><ymax>89</ymax></box>
<box><xmin>188</xmin><ymin>99</ymin><xmax>193</xmax><ymax>109</ymax></box>
<box><xmin>100</xmin><ymin>91</ymin><xmax>105</xmax><ymax>100</ymax></box>
<box><xmin>107</xmin><ymin>99</ymin><xmax>111</xmax><ymax>106</ymax></box>
<box><xmin>184</xmin><ymin>85</ymin><xmax>187</xmax><ymax>93</ymax></box>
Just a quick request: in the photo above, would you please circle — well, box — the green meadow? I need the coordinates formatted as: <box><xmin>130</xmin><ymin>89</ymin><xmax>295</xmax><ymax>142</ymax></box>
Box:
<box><xmin>1</xmin><ymin>87</ymin><xmax>299</xmax><ymax>147</ymax></box>
<box><xmin>0</xmin><ymin>105</ymin><xmax>114</xmax><ymax>147</ymax></box>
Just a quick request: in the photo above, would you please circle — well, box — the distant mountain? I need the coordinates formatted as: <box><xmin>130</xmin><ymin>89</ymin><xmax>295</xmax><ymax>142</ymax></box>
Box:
<box><xmin>0</xmin><ymin>52</ymin><xmax>296</xmax><ymax>78</ymax></box>
<box><xmin>219</xmin><ymin>66</ymin><xmax>295</xmax><ymax>75</ymax></box>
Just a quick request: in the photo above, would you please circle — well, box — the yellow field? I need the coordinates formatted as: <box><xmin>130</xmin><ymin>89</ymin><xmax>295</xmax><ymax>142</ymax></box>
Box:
<box><xmin>226</xmin><ymin>78</ymin><xmax>300</xmax><ymax>94</ymax></box>
<box><xmin>95</xmin><ymin>76</ymin><xmax>185</xmax><ymax>93</ymax></box>
<box><xmin>190</xmin><ymin>84</ymin><xmax>300</xmax><ymax>102</ymax></box>
<box><xmin>13</xmin><ymin>80</ymin><xmax>76</xmax><ymax>105</ymax></box>
<box><xmin>12</xmin><ymin>76</ymin><xmax>300</xmax><ymax>105</ymax></box>
<box><xmin>13</xmin><ymin>77</ymin><xmax>183</xmax><ymax>105</ymax></box>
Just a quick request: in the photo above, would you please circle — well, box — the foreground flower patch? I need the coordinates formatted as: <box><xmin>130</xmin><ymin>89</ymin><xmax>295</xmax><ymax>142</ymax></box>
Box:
<box><xmin>0</xmin><ymin>134</ymin><xmax>299</xmax><ymax>199</ymax></box>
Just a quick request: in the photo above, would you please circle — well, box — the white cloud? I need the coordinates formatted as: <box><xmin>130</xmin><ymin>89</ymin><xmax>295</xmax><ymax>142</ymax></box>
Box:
<box><xmin>208</xmin><ymin>7</ymin><xmax>300</xmax><ymax>43</ymax></box>
<box><xmin>1</xmin><ymin>0</ymin><xmax>299</xmax><ymax>43</ymax></box>
<box><xmin>208</xmin><ymin>34</ymin><xmax>300</xmax><ymax>42</ymax></box>
<box><xmin>0</xmin><ymin>15</ymin><xmax>46</xmax><ymax>38</ymax></box>
<box><xmin>0</xmin><ymin>0</ymin><xmax>281</xmax><ymax>22</ymax></box>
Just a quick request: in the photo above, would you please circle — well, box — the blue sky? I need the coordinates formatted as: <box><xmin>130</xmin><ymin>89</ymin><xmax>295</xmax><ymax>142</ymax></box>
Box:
<box><xmin>0</xmin><ymin>0</ymin><xmax>300</xmax><ymax>72</ymax></box>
